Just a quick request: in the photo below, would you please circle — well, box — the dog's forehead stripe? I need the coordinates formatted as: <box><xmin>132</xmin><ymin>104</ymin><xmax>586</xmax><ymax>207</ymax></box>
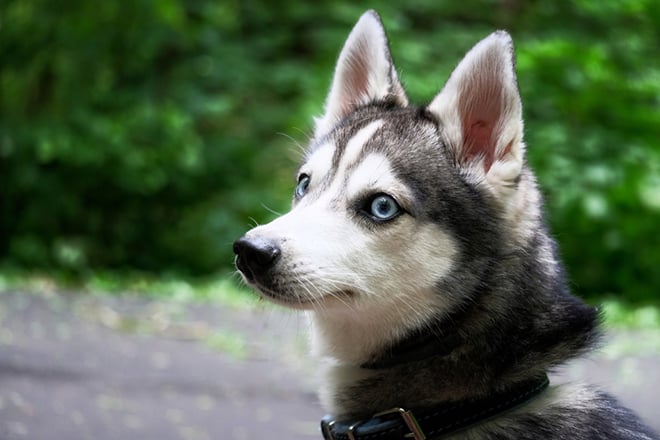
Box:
<box><xmin>304</xmin><ymin>142</ymin><xmax>335</xmax><ymax>180</ymax></box>
<box><xmin>339</xmin><ymin>119</ymin><xmax>384</xmax><ymax>171</ymax></box>
<box><xmin>302</xmin><ymin>119</ymin><xmax>382</xmax><ymax>185</ymax></box>
<box><xmin>346</xmin><ymin>153</ymin><xmax>407</xmax><ymax>201</ymax></box>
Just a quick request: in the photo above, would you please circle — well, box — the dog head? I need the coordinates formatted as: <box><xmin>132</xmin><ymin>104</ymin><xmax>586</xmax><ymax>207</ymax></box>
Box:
<box><xmin>234</xmin><ymin>10</ymin><xmax>533</xmax><ymax>345</ymax></box>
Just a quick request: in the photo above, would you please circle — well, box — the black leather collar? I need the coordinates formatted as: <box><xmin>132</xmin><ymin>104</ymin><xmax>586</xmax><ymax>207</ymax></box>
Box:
<box><xmin>320</xmin><ymin>374</ymin><xmax>549</xmax><ymax>440</ymax></box>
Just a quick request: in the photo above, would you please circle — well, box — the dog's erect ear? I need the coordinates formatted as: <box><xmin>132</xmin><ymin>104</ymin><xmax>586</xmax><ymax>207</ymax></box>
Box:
<box><xmin>314</xmin><ymin>10</ymin><xmax>408</xmax><ymax>137</ymax></box>
<box><xmin>428</xmin><ymin>31</ymin><xmax>524</xmax><ymax>185</ymax></box>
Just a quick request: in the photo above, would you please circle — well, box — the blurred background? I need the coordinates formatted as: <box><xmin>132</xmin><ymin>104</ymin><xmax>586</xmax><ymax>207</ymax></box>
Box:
<box><xmin>1</xmin><ymin>0</ymin><xmax>659</xmax><ymax>303</ymax></box>
<box><xmin>1</xmin><ymin>2</ymin><xmax>659</xmax><ymax>439</ymax></box>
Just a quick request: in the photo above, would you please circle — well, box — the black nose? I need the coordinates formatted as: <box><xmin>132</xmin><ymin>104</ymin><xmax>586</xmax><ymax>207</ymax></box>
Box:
<box><xmin>233</xmin><ymin>236</ymin><xmax>281</xmax><ymax>281</ymax></box>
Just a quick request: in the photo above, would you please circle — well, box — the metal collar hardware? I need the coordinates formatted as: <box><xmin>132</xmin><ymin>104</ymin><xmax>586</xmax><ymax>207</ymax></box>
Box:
<box><xmin>372</xmin><ymin>408</ymin><xmax>426</xmax><ymax>440</ymax></box>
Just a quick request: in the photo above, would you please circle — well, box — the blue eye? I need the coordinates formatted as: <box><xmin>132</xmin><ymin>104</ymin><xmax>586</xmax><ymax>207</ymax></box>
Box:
<box><xmin>369</xmin><ymin>194</ymin><xmax>400</xmax><ymax>221</ymax></box>
<box><xmin>295</xmin><ymin>174</ymin><xmax>310</xmax><ymax>198</ymax></box>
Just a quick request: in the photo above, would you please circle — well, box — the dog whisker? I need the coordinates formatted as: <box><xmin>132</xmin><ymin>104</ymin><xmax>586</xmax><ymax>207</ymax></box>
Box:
<box><xmin>260</xmin><ymin>203</ymin><xmax>283</xmax><ymax>217</ymax></box>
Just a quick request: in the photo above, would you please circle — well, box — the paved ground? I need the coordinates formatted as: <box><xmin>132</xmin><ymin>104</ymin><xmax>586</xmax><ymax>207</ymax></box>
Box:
<box><xmin>0</xmin><ymin>288</ymin><xmax>658</xmax><ymax>439</ymax></box>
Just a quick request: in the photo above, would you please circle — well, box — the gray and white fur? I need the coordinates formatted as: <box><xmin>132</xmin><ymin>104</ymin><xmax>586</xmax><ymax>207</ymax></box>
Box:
<box><xmin>234</xmin><ymin>10</ymin><xmax>658</xmax><ymax>439</ymax></box>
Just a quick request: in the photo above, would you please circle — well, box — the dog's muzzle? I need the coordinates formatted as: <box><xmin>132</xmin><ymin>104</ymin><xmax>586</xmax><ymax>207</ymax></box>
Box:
<box><xmin>233</xmin><ymin>236</ymin><xmax>281</xmax><ymax>283</ymax></box>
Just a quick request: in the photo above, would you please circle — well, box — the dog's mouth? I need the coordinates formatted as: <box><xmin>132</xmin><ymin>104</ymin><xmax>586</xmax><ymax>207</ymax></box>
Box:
<box><xmin>253</xmin><ymin>284</ymin><xmax>356</xmax><ymax>310</ymax></box>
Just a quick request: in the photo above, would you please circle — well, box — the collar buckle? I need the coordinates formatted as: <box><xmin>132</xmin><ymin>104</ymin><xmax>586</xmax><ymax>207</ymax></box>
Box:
<box><xmin>321</xmin><ymin>420</ymin><xmax>336</xmax><ymax>440</ymax></box>
<box><xmin>322</xmin><ymin>407</ymin><xmax>426</xmax><ymax>440</ymax></box>
<box><xmin>373</xmin><ymin>407</ymin><xmax>426</xmax><ymax>440</ymax></box>
<box><xmin>346</xmin><ymin>420</ymin><xmax>364</xmax><ymax>440</ymax></box>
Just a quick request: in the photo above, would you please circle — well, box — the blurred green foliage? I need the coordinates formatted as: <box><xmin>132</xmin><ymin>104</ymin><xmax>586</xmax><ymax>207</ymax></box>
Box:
<box><xmin>1</xmin><ymin>0</ymin><xmax>659</xmax><ymax>301</ymax></box>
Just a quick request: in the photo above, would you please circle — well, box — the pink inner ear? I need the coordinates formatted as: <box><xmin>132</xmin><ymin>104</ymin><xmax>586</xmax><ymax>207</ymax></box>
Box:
<box><xmin>459</xmin><ymin>77</ymin><xmax>503</xmax><ymax>172</ymax></box>
<box><xmin>464</xmin><ymin>120</ymin><xmax>494</xmax><ymax>170</ymax></box>
<box><xmin>340</xmin><ymin>38</ymin><xmax>371</xmax><ymax>116</ymax></box>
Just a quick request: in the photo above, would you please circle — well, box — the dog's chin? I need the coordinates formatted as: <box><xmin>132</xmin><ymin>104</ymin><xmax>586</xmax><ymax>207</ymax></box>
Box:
<box><xmin>254</xmin><ymin>285</ymin><xmax>355</xmax><ymax>311</ymax></box>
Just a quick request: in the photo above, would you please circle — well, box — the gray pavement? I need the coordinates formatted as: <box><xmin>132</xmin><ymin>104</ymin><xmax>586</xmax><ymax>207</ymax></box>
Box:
<box><xmin>0</xmin><ymin>288</ymin><xmax>658</xmax><ymax>439</ymax></box>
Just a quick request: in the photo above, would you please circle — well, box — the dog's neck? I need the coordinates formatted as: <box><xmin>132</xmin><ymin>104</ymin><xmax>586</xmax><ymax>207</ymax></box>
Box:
<box><xmin>359</xmin><ymin>322</ymin><xmax>462</xmax><ymax>370</ymax></box>
<box><xmin>308</xmin><ymin>291</ymin><xmax>455</xmax><ymax>366</ymax></box>
<box><xmin>310</xmin><ymin>310</ymin><xmax>472</xmax><ymax>420</ymax></box>
<box><xmin>309</xmin><ymin>249</ymin><xmax>600</xmax><ymax>422</ymax></box>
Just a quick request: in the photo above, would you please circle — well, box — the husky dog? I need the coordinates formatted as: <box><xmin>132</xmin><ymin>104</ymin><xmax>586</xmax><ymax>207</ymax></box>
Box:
<box><xmin>234</xmin><ymin>10</ymin><xmax>658</xmax><ymax>440</ymax></box>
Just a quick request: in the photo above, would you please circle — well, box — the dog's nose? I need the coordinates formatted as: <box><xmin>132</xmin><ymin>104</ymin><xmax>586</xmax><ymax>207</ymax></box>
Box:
<box><xmin>233</xmin><ymin>236</ymin><xmax>281</xmax><ymax>281</ymax></box>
